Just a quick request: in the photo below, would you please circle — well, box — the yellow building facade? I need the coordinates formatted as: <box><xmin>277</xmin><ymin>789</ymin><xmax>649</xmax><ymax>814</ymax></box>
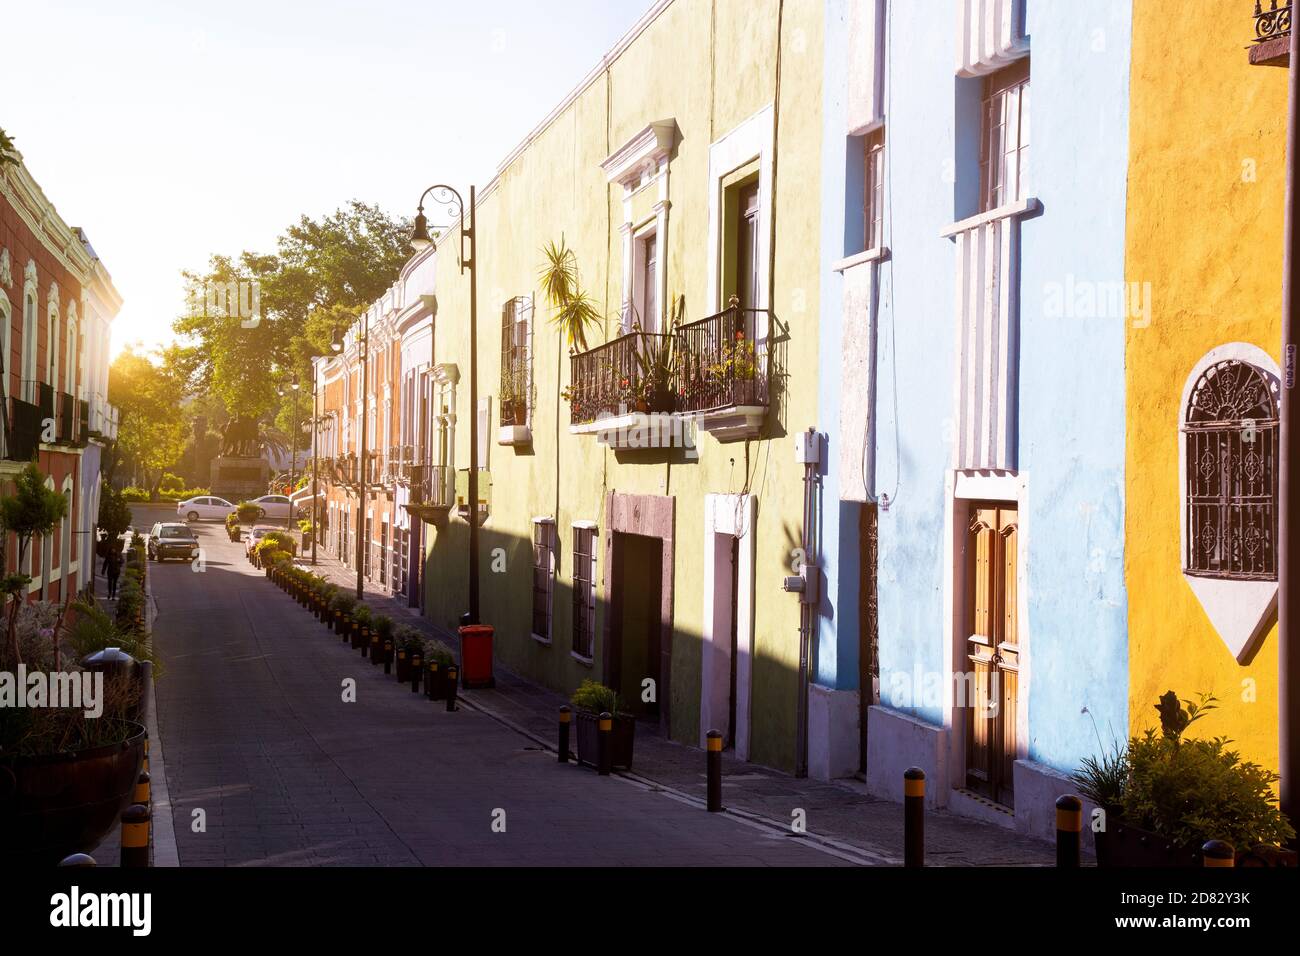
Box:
<box><xmin>418</xmin><ymin>0</ymin><xmax>827</xmax><ymax>771</ymax></box>
<box><xmin>1125</xmin><ymin>2</ymin><xmax>1287</xmax><ymax>768</ymax></box>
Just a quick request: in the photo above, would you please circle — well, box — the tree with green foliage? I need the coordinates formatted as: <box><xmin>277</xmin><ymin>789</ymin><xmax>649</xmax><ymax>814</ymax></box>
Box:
<box><xmin>0</xmin><ymin>126</ymin><xmax>18</xmax><ymax>167</ymax></box>
<box><xmin>110</xmin><ymin>346</ymin><xmax>189</xmax><ymax>498</ymax></box>
<box><xmin>97</xmin><ymin>480</ymin><xmax>133</xmax><ymax>542</ymax></box>
<box><xmin>175</xmin><ymin>201</ymin><xmax>412</xmax><ymax>424</ymax></box>
<box><xmin>0</xmin><ymin>463</ymin><xmax>68</xmax><ymax>665</ymax></box>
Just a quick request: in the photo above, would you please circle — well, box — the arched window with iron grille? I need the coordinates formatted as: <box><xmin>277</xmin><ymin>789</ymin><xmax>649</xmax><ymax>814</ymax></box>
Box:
<box><xmin>1182</xmin><ymin>358</ymin><xmax>1280</xmax><ymax>581</ymax></box>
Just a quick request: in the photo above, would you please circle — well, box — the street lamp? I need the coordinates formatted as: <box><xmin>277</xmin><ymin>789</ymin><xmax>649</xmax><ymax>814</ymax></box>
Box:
<box><xmin>411</xmin><ymin>182</ymin><xmax>480</xmax><ymax>624</ymax></box>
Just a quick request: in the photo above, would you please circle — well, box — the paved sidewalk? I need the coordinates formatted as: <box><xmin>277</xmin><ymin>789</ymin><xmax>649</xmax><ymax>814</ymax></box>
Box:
<box><xmin>300</xmin><ymin>545</ymin><xmax>1057</xmax><ymax>866</ymax></box>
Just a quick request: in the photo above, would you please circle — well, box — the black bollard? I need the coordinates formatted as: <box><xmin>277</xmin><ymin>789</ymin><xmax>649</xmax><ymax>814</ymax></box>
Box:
<box><xmin>558</xmin><ymin>706</ymin><xmax>571</xmax><ymax>763</ymax></box>
<box><xmin>445</xmin><ymin>665</ymin><xmax>458</xmax><ymax>711</ymax></box>
<box><xmin>134</xmin><ymin>770</ymin><xmax>151</xmax><ymax>808</ymax></box>
<box><xmin>383</xmin><ymin>639</ymin><xmax>393</xmax><ymax>675</ymax></box>
<box><xmin>903</xmin><ymin>767</ymin><xmax>925</xmax><ymax>868</ymax></box>
<box><xmin>1055</xmin><ymin>795</ymin><xmax>1082</xmax><ymax>867</ymax></box>
<box><xmin>120</xmin><ymin>803</ymin><xmax>150</xmax><ymax>868</ymax></box>
<box><xmin>706</xmin><ymin>729</ymin><xmax>723</xmax><ymax>811</ymax></box>
<box><xmin>597</xmin><ymin>711</ymin><xmax>612</xmax><ymax>776</ymax></box>
<box><xmin>1203</xmin><ymin>840</ymin><xmax>1236</xmax><ymax>867</ymax></box>
<box><xmin>410</xmin><ymin>652</ymin><xmax>423</xmax><ymax>693</ymax></box>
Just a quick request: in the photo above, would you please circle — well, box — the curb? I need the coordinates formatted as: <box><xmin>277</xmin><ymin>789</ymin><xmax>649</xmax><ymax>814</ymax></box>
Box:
<box><xmin>141</xmin><ymin>547</ymin><xmax>179</xmax><ymax>866</ymax></box>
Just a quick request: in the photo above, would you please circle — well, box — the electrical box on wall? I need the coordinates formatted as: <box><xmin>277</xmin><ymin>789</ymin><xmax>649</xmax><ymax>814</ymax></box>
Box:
<box><xmin>782</xmin><ymin>562</ymin><xmax>819</xmax><ymax>604</ymax></box>
<box><xmin>795</xmin><ymin>429</ymin><xmax>820</xmax><ymax>464</ymax></box>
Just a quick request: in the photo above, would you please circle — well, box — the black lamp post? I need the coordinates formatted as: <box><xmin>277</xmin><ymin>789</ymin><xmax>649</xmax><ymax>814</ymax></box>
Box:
<box><xmin>411</xmin><ymin>183</ymin><xmax>479</xmax><ymax>623</ymax></box>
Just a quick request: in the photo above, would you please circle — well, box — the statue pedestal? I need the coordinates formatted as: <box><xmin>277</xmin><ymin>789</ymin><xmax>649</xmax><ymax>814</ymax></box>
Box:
<box><xmin>211</xmin><ymin>456</ymin><xmax>269</xmax><ymax>502</ymax></box>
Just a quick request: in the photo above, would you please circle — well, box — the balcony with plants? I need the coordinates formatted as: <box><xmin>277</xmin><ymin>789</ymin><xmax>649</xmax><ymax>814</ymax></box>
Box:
<box><xmin>1250</xmin><ymin>0</ymin><xmax>1291</xmax><ymax>66</ymax></box>
<box><xmin>674</xmin><ymin>299</ymin><xmax>770</xmax><ymax>441</ymax></box>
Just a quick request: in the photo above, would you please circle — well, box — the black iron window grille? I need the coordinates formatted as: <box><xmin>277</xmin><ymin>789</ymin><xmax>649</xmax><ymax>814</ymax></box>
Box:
<box><xmin>500</xmin><ymin>296</ymin><xmax>532</xmax><ymax>427</ymax></box>
<box><xmin>571</xmin><ymin>525</ymin><xmax>597</xmax><ymax>659</ymax></box>
<box><xmin>1183</xmin><ymin>359</ymin><xmax>1280</xmax><ymax>581</ymax></box>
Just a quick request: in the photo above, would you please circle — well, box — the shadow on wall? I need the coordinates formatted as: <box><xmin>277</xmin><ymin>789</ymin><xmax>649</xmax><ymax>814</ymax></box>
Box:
<box><xmin>420</xmin><ymin>516</ymin><xmax>803</xmax><ymax>771</ymax></box>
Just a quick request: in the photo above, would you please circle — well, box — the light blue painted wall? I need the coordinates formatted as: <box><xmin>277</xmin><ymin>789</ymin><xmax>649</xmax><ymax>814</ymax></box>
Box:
<box><xmin>814</xmin><ymin>0</ymin><xmax>861</xmax><ymax>693</ymax></box>
<box><xmin>865</xmin><ymin>0</ymin><xmax>1132</xmax><ymax>775</ymax></box>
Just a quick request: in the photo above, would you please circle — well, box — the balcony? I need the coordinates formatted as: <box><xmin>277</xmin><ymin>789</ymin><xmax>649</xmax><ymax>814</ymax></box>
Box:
<box><xmin>3</xmin><ymin>397</ymin><xmax>43</xmax><ymax>463</ymax></box>
<box><xmin>78</xmin><ymin>399</ymin><xmax>90</xmax><ymax>445</ymax></box>
<box><xmin>566</xmin><ymin>306</ymin><xmax>770</xmax><ymax>446</ymax></box>
<box><xmin>403</xmin><ymin>463</ymin><xmax>454</xmax><ymax>523</ymax></box>
<box><xmin>1250</xmin><ymin>0</ymin><xmax>1291</xmax><ymax>66</ymax></box>
<box><xmin>56</xmin><ymin>392</ymin><xmax>74</xmax><ymax>445</ymax></box>
<box><xmin>675</xmin><ymin>305</ymin><xmax>770</xmax><ymax>441</ymax></box>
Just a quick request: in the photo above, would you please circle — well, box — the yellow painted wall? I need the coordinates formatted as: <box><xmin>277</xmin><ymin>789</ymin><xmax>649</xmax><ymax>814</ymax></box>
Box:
<box><xmin>423</xmin><ymin>0</ymin><xmax>824</xmax><ymax>770</ymax></box>
<box><xmin>1125</xmin><ymin>2</ymin><xmax>1285</xmax><ymax>767</ymax></box>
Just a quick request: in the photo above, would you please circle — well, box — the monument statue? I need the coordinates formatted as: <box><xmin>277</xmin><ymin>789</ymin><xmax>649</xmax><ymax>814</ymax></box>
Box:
<box><xmin>219</xmin><ymin>417</ymin><xmax>262</xmax><ymax>459</ymax></box>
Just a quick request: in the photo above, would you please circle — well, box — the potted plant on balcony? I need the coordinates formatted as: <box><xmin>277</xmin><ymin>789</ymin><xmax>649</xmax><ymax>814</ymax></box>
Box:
<box><xmin>570</xmin><ymin>679</ymin><xmax>635</xmax><ymax>771</ymax></box>
<box><xmin>1074</xmin><ymin>691</ymin><xmax>1295</xmax><ymax>867</ymax></box>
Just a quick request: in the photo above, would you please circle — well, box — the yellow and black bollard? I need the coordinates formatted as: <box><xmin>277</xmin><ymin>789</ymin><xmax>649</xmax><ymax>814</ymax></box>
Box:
<box><xmin>396</xmin><ymin>646</ymin><xmax>407</xmax><ymax>682</ymax></box>
<box><xmin>120</xmin><ymin>803</ymin><xmax>150</xmax><ymax>868</ymax></box>
<box><xmin>445</xmin><ymin>665</ymin><xmax>459</xmax><ymax>711</ymax></box>
<box><xmin>383</xmin><ymin>639</ymin><xmax>393</xmax><ymax>674</ymax></box>
<box><xmin>706</xmin><ymin>729</ymin><xmax>723</xmax><ymax>812</ymax></box>
<box><xmin>411</xmin><ymin>651</ymin><xmax>423</xmax><ymax>692</ymax></box>
<box><xmin>360</xmin><ymin>627</ymin><xmax>371</xmax><ymax>659</ymax></box>
<box><xmin>426</xmin><ymin>661</ymin><xmax>439</xmax><ymax>700</ymax></box>
<box><xmin>370</xmin><ymin>631</ymin><xmax>382</xmax><ymax>666</ymax></box>
<box><xmin>58</xmin><ymin>853</ymin><xmax>97</xmax><ymax>867</ymax></box>
<box><xmin>134</xmin><ymin>770</ymin><xmax>151</xmax><ymax>808</ymax></box>
<box><xmin>1203</xmin><ymin>840</ymin><xmax>1236</xmax><ymax>867</ymax></box>
<box><xmin>903</xmin><ymin>767</ymin><xmax>925</xmax><ymax>868</ymax></box>
<box><xmin>558</xmin><ymin>706</ymin><xmax>571</xmax><ymax>763</ymax></box>
<box><xmin>1055</xmin><ymin>795</ymin><xmax>1082</xmax><ymax>867</ymax></box>
<box><xmin>597</xmin><ymin>711</ymin><xmax>612</xmax><ymax>776</ymax></box>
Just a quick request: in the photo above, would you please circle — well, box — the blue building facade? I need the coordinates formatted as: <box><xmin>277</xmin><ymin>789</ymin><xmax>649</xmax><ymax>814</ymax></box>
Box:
<box><xmin>816</xmin><ymin>0</ymin><xmax>1132</xmax><ymax>840</ymax></box>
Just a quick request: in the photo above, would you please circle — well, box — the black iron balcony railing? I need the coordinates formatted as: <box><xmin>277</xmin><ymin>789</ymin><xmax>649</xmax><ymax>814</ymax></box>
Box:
<box><xmin>408</xmin><ymin>463</ymin><xmax>452</xmax><ymax>507</ymax></box>
<box><xmin>1254</xmin><ymin>0</ymin><xmax>1292</xmax><ymax>43</ymax></box>
<box><xmin>4</xmin><ymin>397</ymin><xmax>42</xmax><ymax>462</ymax></box>
<box><xmin>78</xmin><ymin>398</ymin><xmax>90</xmax><ymax>445</ymax></box>
<box><xmin>57</xmin><ymin>392</ymin><xmax>74</xmax><ymax>443</ymax></box>
<box><xmin>568</xmin><ymin>331</ymin><xmax>676</xmax><ymax>426</ymax></box>
<box><xmin>675</xmin><ymin>306</ymin><xmax>770</xmax><ymax>414</ymax></box>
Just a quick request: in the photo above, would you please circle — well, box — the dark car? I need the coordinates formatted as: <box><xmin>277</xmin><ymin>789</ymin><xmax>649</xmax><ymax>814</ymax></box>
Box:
<box><xmin>148</xmin><ymin>522</ymin><xmax>200</xmax><ymax>562</ymax></box>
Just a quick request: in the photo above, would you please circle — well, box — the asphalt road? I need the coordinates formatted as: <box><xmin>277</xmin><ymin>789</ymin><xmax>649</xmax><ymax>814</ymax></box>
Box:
<box><xmin>138</xmin><ymin>505</ymin><xmax>844</xmax><ymax>866</ymax></box>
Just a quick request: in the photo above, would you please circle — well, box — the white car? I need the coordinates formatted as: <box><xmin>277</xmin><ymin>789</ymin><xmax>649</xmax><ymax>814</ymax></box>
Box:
<box><xmin>244</xmin><ymin>524</ymin><xmax>281</xmax><ymax>556</ymax></box>
<box><xmin>247</xmin><ymin>494</ymin><xmax>292</xmax><ymax>520</ymax></box>
<box><xmin>177</xmin><ymin>495</ymin><xmax>236</xmax><ymax>522</ymax></box>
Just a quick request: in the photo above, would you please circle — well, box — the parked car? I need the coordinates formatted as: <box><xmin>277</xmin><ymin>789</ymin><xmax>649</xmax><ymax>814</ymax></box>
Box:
<box><xmin>244</xmin><ymin>525</ymin><xmax>281</xmax><ymax>557</ymax></box>
<box><xmin>176</xmin><ymin>496</ymin><xmax>236</xmax><ymax>522</ymax></box>
<box><xmin>247</xmin><ymin>494</ymin><xmax>292</xmax><ymax>519</ymax></box>
<box><xmin>147</xmin><ymin>522</ymin><xmax>200</xmax><ymax>562</ymax></box>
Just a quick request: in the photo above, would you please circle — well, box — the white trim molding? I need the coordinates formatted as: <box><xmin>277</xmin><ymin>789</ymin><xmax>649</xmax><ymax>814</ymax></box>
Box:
<box><xmin>956</xmin><ymin>0</ymin><xmax>1029</xmax><ymax>78</ymax></box>
<box><xmin>1177</xmin><ymin>342</ymin><xmax>1281</xmax><ymax>664</ymax></box>
<box><xmin>604</xmin><ymin>121</ymin><xmax>676</xmax><ymax>334</ymax></box>
<box><xmin>700</xmin><ymin>493</ymin><xmax>757</xmax><ymax>760</ymax></box>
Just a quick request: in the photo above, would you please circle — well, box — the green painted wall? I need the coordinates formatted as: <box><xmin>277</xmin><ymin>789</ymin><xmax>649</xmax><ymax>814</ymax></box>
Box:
<box><xmin>423</xmin><ymin>0</ymin><xmax>825</xmax><ymax>771</ymax></box>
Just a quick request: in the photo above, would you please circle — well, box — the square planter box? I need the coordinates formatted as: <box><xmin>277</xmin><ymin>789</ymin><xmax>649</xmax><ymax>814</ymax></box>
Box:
<box><xmin>574</xmin><ymin>711</ymin><xmax>635</xmax><ymax>770</ymax></box>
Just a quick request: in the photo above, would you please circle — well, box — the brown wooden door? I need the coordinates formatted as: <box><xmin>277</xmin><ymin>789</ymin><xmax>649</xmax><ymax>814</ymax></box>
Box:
<box><xmin>964</xmin><ymin>505</ymin><xmax>1019</xmax><ymax>807</ymax></box>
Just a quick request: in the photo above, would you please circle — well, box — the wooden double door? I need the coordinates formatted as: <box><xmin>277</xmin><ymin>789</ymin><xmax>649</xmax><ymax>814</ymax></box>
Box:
<box><xmin>964</xmin><ymin>505</ymin><xmax>1020</xmax><ymax>807</ymax></box>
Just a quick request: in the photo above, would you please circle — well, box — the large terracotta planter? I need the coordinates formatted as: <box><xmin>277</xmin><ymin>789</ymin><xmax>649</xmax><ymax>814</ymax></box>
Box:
<box><xmin>0</xmin><ymin>721</ymin><xmax>146</xmax><ymax>865</ymax></box>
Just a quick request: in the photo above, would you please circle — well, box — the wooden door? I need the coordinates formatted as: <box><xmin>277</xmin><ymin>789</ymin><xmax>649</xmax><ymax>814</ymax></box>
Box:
<box><xmin>964</xmin><ymin>505</ymin><xmax>1019</xmax><ymax>807</ymax></box>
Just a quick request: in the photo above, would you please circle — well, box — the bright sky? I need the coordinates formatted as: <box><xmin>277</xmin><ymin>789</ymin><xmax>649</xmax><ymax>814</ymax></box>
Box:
<box><xmin>3</xmin><ymin>0</ymin><xmax>649</xmax><ymax>357</ymax></box>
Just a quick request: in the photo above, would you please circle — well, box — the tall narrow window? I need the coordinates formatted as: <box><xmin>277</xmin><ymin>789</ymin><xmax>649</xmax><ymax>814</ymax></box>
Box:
<box><xmin>22</xmin><ymin>290</ymin><xmax>38</xmax><ymax>402</ymax></box>
<box><xmin>572</xmin><ymin>524</ymin><xmax>597</xmax><ymax>659</ymax></box>
<box><xmin>863</xmin><ymin>127</ymin><xmax>885</xmax><ymax>251</ymax></box>
<box><xmin>736</xmin><ymin>183</ymin><xmax>761</xmax><ymax>311</ymax></box>
<box><xmin>1183</xmin><ymin>358</ymin><xmax>1279</xmax><ymax>580</ymax></box>
<box><xmin>531</xmin><ymin>518</ymin><xmax>556</xmax><ymax>643</ymax></box>
<box><xmin>980</xmin><ymin>58</ymin><xmax>1030</xmax><ymax>211</ymax></box>
<box><xmin>499</xmin><ymin>297</ymin><xmax>532</xmax><ymax>428</ymax></box>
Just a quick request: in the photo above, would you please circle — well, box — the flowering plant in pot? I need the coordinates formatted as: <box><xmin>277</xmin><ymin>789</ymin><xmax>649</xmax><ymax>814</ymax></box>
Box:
<box><xmin>570</xmin><ymin>679</ymin><xmax>635</xmax><ymax>770</ymax></box>
<box><xmin>1073</xmin><ymin>691</ymin><xmax>1295</xmax><ymax>866</ymax></box>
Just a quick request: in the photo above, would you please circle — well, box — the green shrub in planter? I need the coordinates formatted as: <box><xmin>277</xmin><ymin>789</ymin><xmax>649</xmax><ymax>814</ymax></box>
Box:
<box><xmin>235</xmin><ymin>501</ymin><xmax>262</xmax><ymax>524</ymax></box>
<box><xmin>1075</xmin><ymin>691</ymin><xmax>1294</xmax><ymax>859</ymax></box>
<box><xmin>262</xmin><ymin>530</ymin><xmax>297</xmax><ymax>556</ymax></box>
<box><xmin>570</xmin><ymin>679</ymin><xmax>635</xmax><ymax>770</ymax></box>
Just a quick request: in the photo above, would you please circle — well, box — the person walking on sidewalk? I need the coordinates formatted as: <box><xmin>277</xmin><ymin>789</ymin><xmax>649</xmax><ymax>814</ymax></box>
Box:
<box><xmin>105</xmin><ymin>547</ymin><xmax>123</xmax><ymax>600</ymax></box>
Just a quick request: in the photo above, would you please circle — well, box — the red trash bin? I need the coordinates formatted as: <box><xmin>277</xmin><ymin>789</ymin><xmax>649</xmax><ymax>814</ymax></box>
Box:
<box><xmin>458</xmin><ymin>624</ymin><xmax>495</xmax><ymax>689</ymax></box>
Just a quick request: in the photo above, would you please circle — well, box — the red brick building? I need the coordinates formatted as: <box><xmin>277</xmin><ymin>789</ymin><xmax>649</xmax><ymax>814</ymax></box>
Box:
<box><xmin>1</xmin><ymin>149</ymin><xmax>119</xmax><ymax>602</ymax></box>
